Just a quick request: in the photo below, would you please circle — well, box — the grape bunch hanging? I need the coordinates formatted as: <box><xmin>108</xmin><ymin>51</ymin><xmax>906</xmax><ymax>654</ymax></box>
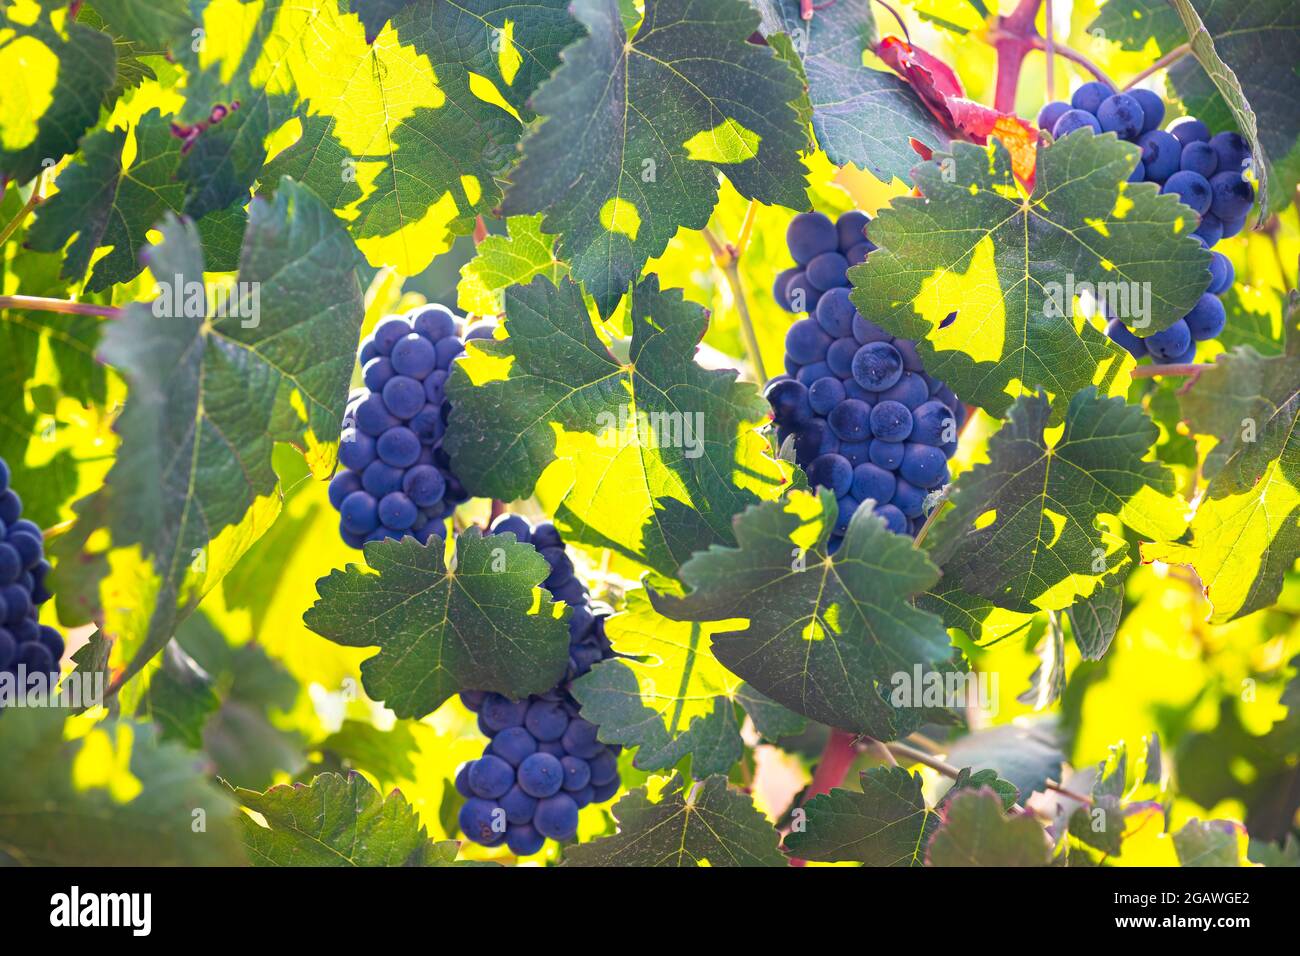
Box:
<box><xmin>455</xmin><ymin>515</ymin><xmax>619</xmax><ymax>856</ymax></box>
<box><xmin>0</xmin><ymin>458</ymin><xmax>62</xmax><ymax>691</ymax></box>
<box><xmin>329</xmin><ymin>306</ymin><xmax>490</xmax><ymax>547</ymax></box>
<box><xmin>767</xmin><ymin>211</ymin><xmax>965</xmax><ymax>544</ymax></box>
<box><xmin>1038</xmin><ymin>84</ymin><xmax>1248</xmax><ymax>363</ymax></box>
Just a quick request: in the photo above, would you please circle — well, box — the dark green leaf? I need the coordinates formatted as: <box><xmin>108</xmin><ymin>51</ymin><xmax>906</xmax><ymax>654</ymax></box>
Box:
<box><xmin>502</xmin><ymin>0</ymin><xmax>809</xmax><ymax>315</ymax></box>
<box><xmin>135</xmin><ymin>642</ymin><xmax>220</xmax><ymax>748</ymax></box>
<box><xmin>570</xmin><ymin>589</ymin><xmax>744</xmax><ymax>778</ymax></box>
<box><xmin>304</xmin><ymin>531</ymin><xmax>572</xmax><ymax>719</ymax></box>
<box><xmin>1173</xmin><ymin>817</ymin><xmax>1247</xmax><ymax>866</ymax></box>
<box><xmin>928</xmin><ymin>388</ymin><xmax>1186</xmax><ymax>613</ymax></box>
<box><xmin>1167</xmin><ymin>0</ymin><xmax>1300</xmax><ymax>216</ymax></box>
<box><xmin>445</xmin><ymin>275</ymin><xmax>784</xmax><ymax>577</ymax></box>
<box><xmin>850</xmin><ymin>135</ymin><xmax>1211</xmax><ymax>417</ymax></box>
<box><xmin>653</xmin><ymin>489</ymin><xmax>954</xmax><ymax>736</ymax></box>
<box><xmin>235</xmin><ymin>771</ymin><xmax>461</xmax><ymax>866</ymax></box>
<box><xmin>0</xmin><ymin>709</ymin><xmax>244</xmax><ymax>866</ymax></box>
<box><xmin>1065</xmin><ymin>584</ymin><xmax>1124</xmax><ymax>660</ymax></box>
<box><xmin>736</xmin><ymin>682</ymin><xmax>807</xmax><ymax>740</ymax></box>
<box><xmin>0</xmin><ymin>4</ymin><xmax>116</xmax><ymax>184</ymax></box>
<box><xmin>563</xmin><ymin>774</ymin><xmax>786</xmax><ymax>866</ymax></box>
<box><xmin>1148</xmin><ymin>296</ymin><xmax>1300</xmax><ymax>622</ymax></box>
<box><xmin>28</xmin><ymin>110</ymin><xmax>203</xmax><ymax>291</ymax></box>
<box><xmin>784</xmin><ymin>767</ymin><xmax>938</xmax><ymax>865</ymax></box>
<box><xmin>927</xmin><ymin>788</ymin><xmax>1050</xmax><ymax>866</ymax></box>
<box><xmin>751</xmin><ymin>0</ymin><xmax>951</xmax><ymax>183</ymax></box>
<box><xmin>65</xmin><ymin>178</ymin><xmax>365</xmax><ymax>691</ymax></box>
<box><xmin>942</xmin><ymin>723</ymin><xmax>1065</xmax><ymax>799</ymax></box>
<box><xmin>90</xmin><ymin>0</ymin><xmax>198</xmax><ymax>48</ymax></box>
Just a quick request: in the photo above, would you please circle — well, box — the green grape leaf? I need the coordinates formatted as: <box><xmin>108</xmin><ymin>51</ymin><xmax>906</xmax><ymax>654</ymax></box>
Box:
<box><xmin>1173</xmin><ymin>818</ymin><xmax>1248</xmax><ymax>866</ymax></box>
<box><xmin>1249</xmin><ymin>835</ymin><xmax>1300</xmax><ymax>866</ymax></box>
<box><xmin>0</xmin><ymin>709</ymin><xmax>244</xmax><ymax>866</ymax></box>
<box><xmin>457</xmin><ymin>214</ymin><xmax>568</xmax><ymax>317</ymax></box>
<box><xmin>570</xmin><ymin>588</ymin><xmax>744</xmax><ymax>778</ymax></box>
<box><xmin>1068</xmin><ymin>794</ymin><xmax>1126</xmax><ymax>855</ymax></box>
<box><xmin>175</xmin><ymin>612</ymin><xmax>305</xmax><ymax>790</ymax></box>
<box><xmin>652</xmin><ymin>489</ymin><xmax>954</xmax><ymax>736</ymax></box>
<box><xmin>943</xmin><ymin>767</ymin><xmax>1020</xmax><ymax>811</ymax></box>
<box><xmin>917</xmin><ymin>580</ymin><xmax>1036</xmax><ymax>645</ymax></box>
<box><xmin>502</xmin><ymin>0</ymin><xmax>809</xmax><ymax>316</ymax></box>
<box><xmin>783</xmin><ymin>767</ymin><xmax>939</xmax><ymax>865</ymax></box>
<box><xmin>1088</xmin><ymin>0</ymin><xmax>1186</xmax><ymax>52</ymax></box>
<box><xmin>736</xmin><ymin>682</ymin><xmax>807</xmax><ymax>739</ymax></box>
<box><xmin>178</xmin><ymin>0</ymin><xmax>580</xmax><ymax>273</ymax></box>
<box><xmin>927</xmin><ymin>787</ymin><xmax>1051</xmax><ymax>866</ymax></box>
<box><xmin>0</xmin><ymin>3</ymin><xmax>117</xmax><ymax>184</ymax></box>
<box><xmin>1065</xmin><ymin>584</ymin><xmax>1125</xmax><ymax>660</ymax></box>
<box><xmin>1167</xmin><ymin>0</ymin><xmax>1300</xmax><ymax>217</ymax></box>
<box><xmin>235</xmin><ymin>771</ymin><xmax>461</xmax><ymax>866</ymax></box>
<box><xmin>0</xmin><ymin>191</ymin><xmax>106</xmax><ymax>526</ymax></box>
<box><xmin>1147</xmin><ymin>300</ymin><xmax>1299</xmax><ymax>622</ymax></box>
<box><xmin>135</xmin><ymin>642</ymin><xmax>220</xmax><ymax>749</ymax></box>
<box><xmin>1219</xmin><ymin>283</ymin><xmax>1288</xmax><ymax>357</ymax></box>
<box><xmin>445</xmin><ymin>275</ymin><xmax>785</xmax><ymax>577</ymax></box>
<box><xmin>751</xmin><ymin>0</ymin><xmax>951</xmax><ymax>183</ymax></box>
<box><xmin>27</xmin><ymin>109</ymin><xmax>207</xmax><ymax>292</ymax></box>
<box><xmin>393</xmin><ymin>0</ymin><xmax>582</xmax><ymax>120</ymax></box>
<box><xmin>316</xmin><ymin>720</ymin><xmax>418</xmax><ymax>787</ymax></box>
<box><xmin>350</xmin><ymin>0</ymin><xmax>415</xmax><ymax>42</ymax></box>
<box><xmin>74</xmin><ymin>5</ymin><xmax>161</xmax><ymax>101</ymax></box>
<box><xmin>942</xmin><ymin>723</ymin><xmax>1066</xmax><ymax>799</ymax></box>
<box><xmin>849</xmin><ymin>135</ymin><xmax>1211</xmax><ymax>417</ymax></box>
<box><xmin>928</xmin><ymin>388</ymin><xmax>1186</xmax><ymax>613</ymax></box>
<box><xmin>303</xmin><ymin>531</ymin><xmax>572</xmax><ymax>720</ymax></box>
<box><xmin>91</xmin><ymin>0</ymin><xmax>198</xmax><ymax>48</ymax></box>
<box><xmin>563</xmin><ymin>774</ymin><xmax>786</xmax><ymax>866</ymax></box>
<box><xmin>63</xmin><ymin>178</ymin><xmax>365</xmax><ymax>693</ymax></box>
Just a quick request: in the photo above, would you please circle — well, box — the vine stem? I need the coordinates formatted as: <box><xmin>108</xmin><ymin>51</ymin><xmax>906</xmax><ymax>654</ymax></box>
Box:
<box><xmin>790</xmin><ymin>727</ymin><xmax>859</xmax><ymax>865</ymax></box>
<box><xmin>0</xmin><ymin>175</ymin><xmax>44</xmax><ymax>247</ymax></box>
<box><xmin>0</xmin><ymin>295</ymin><xmax>120</xmax><ymax>318</ymax></box>
<box><xmin>871</xmin><ymin>0</ymin><xmax>910</xmax><ymax>44</ymax></box>
<box><xmin>890</xmin><ymin>739</ymin><xmax>1094</xmax><ymax>805</ymax></box>
<box><xmin>1130</xmin><ymin>363</ymin><xmax>1210</xmax><ymax>379</ymax></box>
<box><xmin>703</xmin><ymin>220</ymin><xmax>768</xmax><ymax>382</ymax></box>
<box><xmin>1026</xmin><ymin>34</ymin><xmax>1117</xmax><ymax>90</ymax></box>
<box><xmin>1043</xmin><ymin>0</ymin><xmax>1055</xmax><ymax>101</ymax></box>
<box><xmin>989</xmin><ymin>0</ymin><xmax>1042</xmax><ymax>114</ymax></box>
<box><xmin>1122</xmin><ymin>43</ymin><xmax>1191</xmax><ymax>90</ymax></box>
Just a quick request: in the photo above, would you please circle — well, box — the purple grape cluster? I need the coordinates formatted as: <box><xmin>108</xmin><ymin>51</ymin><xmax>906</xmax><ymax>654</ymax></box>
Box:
<box><xmin>455</xmin><ymin>515</ymin><xmax>619</xmax><ymax>855</ymax></box>
<box><xmin>329</xmin><ymin>306</ymin><xmax>493</xmax><ymax>547</ymax></box>
<box><xmin>766</xmin><ymin>212</ymin><xmax>964</xmax><ymax>545</ymax></box>
<box><xmin>0</xmin><ymin>457</ymin><xmax>63</xmax><ymax>691</ymax></box>
<box><xmin>772</xmin><ymin>209</ymin><xmax>875</xmax><ymax>315</ymax></box>
<box><xmin>1038</xmin><ymin>83</ymin><xmax>1248</xmax><ymax>363</ymax></box>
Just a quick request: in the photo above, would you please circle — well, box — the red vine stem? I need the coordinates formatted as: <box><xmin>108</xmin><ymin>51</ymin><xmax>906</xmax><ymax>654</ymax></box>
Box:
<box><xmin>0</xmin><ymin>295</ymin><xmax>119</xmax><ymax>318</ymax></box>
<box><xmin>989</xmin><ymin>0</ymin><xmax>1042</xmax><ymax>113</ymax></box>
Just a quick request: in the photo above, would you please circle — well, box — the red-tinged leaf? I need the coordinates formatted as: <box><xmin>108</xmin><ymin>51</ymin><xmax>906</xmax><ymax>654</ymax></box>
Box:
<box><xmin>877</xmin><ymin>36</ymin><xmax>964</xmax><ymax>107</ymax></box>
<box><xmin>876</xmin><ymin>36</ymin><xmax>1039</xmax><ymax>185</ymax></box>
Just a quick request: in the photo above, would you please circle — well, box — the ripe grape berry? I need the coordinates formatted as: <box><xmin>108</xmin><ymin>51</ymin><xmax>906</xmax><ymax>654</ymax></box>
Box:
<box><xmin>768</xmin><ymin>210</ymin><xmax>964</xmax><ymax>545</ymax></box>
<box><xmin>0</xmin><ymin>456</ymin><xmax>64</xmax><ymax>698</ymax></box>
<box><xmin>331</xmin><ymin>305</ymin><xmax>478</xmax><ymax>548</ymax></box>
<box><xmin>455</xmin><ymin>516</ymin><xmax>621</xmax><ymax>853</ymax></box>
<box><xmin>1036</xmin><ymin>87</ymin><xmax>1252</xmax><ymax>363</ymax></box>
